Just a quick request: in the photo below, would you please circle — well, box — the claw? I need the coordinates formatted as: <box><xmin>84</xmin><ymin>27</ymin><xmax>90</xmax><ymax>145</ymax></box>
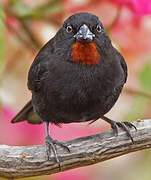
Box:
<box><xmin>45</xmin><ymin>135</ymin><xmax>70</xmax><ymax>170</ymax></box>
<box><xmin>102</xmin><ymin>116</ymin><xmax>137</xmax><ymax>143</ymax></box>
<box><xmin>123</xmin><ymin>121</ymin><xmax>137</xmax><ymax>131</ymax></box>
<box><xmin>110</xmin><ymin>121</ymin><xmax>118</xmax><ymax>136</ymax></box>
<box><xmin>117</xmin><ymin>122</ymin><xmax>134</xmax><ymax>143</ymax></box>
<box><xmin>45</xmin><ymin>122</ymin><xmax>70</xmax><ymax>170</ymax></box>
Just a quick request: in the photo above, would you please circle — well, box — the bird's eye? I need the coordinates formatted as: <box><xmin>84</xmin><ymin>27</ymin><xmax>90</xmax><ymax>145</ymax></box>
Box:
<box><xmin>66</xmin><ymin>25</ymin><xmax>73</xmax><ymax>33</ymax></box>
<box><xmin>96</xmin><ymin>25</ymin><xmax>102</xmax><ymax>33</ymax></box>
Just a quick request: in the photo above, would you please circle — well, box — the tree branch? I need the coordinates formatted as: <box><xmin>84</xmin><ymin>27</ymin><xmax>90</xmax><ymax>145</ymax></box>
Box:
<box><xmin>124</xmin><ymin>87</ymin><xmax>151</xmax><ymax>99</ymax></box>
<box><xmin>0</xmin><ymin>119</ymin><xmax>151</xmax><ymax>179</ymax></box>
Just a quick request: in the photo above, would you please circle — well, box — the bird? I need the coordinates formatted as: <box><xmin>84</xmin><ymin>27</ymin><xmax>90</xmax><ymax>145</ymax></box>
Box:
<box><xmin>11</xmin><ymin>12</ymin><xmax>136</xmax><ymax>167</ymax></box>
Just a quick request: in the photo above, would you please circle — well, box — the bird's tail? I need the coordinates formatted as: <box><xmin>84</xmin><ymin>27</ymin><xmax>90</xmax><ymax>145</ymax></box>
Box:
<box><xmin>11</xmin><ymin>100</ymin><xmax>43</xmax><ymax>124</ymax></box>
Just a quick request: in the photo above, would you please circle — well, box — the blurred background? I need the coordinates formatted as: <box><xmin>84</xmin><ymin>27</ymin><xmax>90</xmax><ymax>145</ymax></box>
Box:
<box><xmin>0</xmin><ymin>0</ymin><xmax>151</xmax><ymax>180</ymax></box>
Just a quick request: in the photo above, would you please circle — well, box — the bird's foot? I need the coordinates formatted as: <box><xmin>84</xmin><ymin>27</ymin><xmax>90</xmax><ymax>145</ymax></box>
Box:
<box><xmin>102</xmin><ymin>116</ymin><xmax>137</xmax><ymax>143</ymax></box>
<box><xmin>45</xmin><ymin>135</ymin><xmax>70</xmax><ymax>169</ymax></box>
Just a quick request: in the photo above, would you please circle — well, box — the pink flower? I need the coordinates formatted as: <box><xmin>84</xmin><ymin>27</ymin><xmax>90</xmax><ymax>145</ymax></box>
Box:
<box><xmin>131</xmin><ymin>0</ymin><xmax>151</xmax><ymax>15</ymax></box>
<box><xmin>0</xmin><ymin>106</ymin><xmax>44</xmax><ymax>145</ymax></box>
<box><xmin>5</xmin><ymin>16</ymin><xmax>20</xmax><ymax>29</ymax></box>
<box><xmin>112</xmin><ymin>0</ymin><xmax>151</xmax><ymax>15</ymax></box>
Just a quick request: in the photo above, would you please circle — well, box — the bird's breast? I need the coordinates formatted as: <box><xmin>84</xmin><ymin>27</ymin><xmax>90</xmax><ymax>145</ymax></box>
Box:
<box><xmin>71</xmin><ymin>42</ymin><xmax>101</xmax><ymax>65</ymax></box>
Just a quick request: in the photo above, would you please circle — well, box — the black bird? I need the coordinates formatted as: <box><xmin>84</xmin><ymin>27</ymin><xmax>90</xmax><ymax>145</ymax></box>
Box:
<box><xmin>11</xmin><ymin>12</ymin><xmax>136</xmax><ymax>166</ymax></box>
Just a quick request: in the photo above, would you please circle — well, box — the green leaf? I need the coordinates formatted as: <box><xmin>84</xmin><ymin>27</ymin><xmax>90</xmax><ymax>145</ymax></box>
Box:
<box><xmin>12</xmin><ymin>1</ymin><xmax>33</xmax><ymax>17</ymax></box>
<box><xmin>31</xmin><ymin>0</ymin><xmax>64</xmax><ymax>18</ymax></box>
<box><xmin>123</xmin><ymin>59</ymin><xmax>151</xmax><ymax>122</ymax></box>
<box><xmin>123</xmin><ymin>96</ymin><xmax>149</xmax><ymax>122</ymax></box>
<box><xmin>11</xmin><ymin>0</ymin><xmax>64</xmax><ymax>19</ymax></box>
<box><xmin>139</xmin><ymin>60</ymin><xmax>151</xmax><ymax>93</ymax></box>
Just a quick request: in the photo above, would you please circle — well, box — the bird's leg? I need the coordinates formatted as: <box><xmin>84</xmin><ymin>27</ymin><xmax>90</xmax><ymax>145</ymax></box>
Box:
<box><xmin>101</xmin><ymin>116</ymin><xmax>137</xmax><ymax>143</ymax></box>
<box><xmin>45</xmin><ymin>122</ymin><xmax>70</xmax><ymax>169</ymax></box>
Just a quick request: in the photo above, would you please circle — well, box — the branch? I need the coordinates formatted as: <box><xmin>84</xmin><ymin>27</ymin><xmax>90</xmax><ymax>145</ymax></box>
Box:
<box><xmin>106</xmin><ymin>6</ymin><xmax>122</xmax><ymax>33</ymax></box>
<box><xmin>0</xmin><ymin>119</ymin><xmax>151</xmax><ymax>179</ymax></box>
<box><xmin>124</xmin><ymin>87</ymin><xmax>151</xmax><ymax>99</ymax></box>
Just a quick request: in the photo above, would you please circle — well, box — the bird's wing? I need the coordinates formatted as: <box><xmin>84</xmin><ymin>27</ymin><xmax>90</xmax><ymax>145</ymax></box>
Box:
<box><xmin>120</xmin><ymin>55</ymin><xmax>128</xmax><ymax>83</ymax></box>
<box><xmin>111</xmin><ymin>46</ymin><xmax>128</xmax><ymax>84</ymax></box>
<box><xmin>28</xmin><ymin>38</ymin><xmax>54</xmax><ymax>92</ymax></box>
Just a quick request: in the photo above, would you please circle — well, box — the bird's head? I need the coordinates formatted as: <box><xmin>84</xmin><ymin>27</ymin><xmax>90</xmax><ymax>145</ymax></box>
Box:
<box><xmin>55</xmin><ymin>12</ymin><xmax>111</xmax><ymax>65</ymax></box>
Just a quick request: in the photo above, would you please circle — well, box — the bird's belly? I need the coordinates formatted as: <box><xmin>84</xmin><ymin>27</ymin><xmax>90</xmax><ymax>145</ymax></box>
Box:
<box><xmin>32</xmin><ymin>61</ymin><xmax>125</xmax><ymax>124</ymax></box>
<box><xmin>32</xmin><ymin>76</ymin><xmax>123</xmax><ymax>124</ymax></box>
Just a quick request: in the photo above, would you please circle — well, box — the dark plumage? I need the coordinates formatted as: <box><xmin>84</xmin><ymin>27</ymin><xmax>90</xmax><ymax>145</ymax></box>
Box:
<box><xmin>11</xmin><ymin>12</ymin><xmax>136</xmax><ymax>167</ymax></box>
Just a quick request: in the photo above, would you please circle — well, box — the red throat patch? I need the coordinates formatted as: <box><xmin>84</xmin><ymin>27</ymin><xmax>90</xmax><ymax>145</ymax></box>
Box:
<box><xmin>72</xmin><ymin>42</ymin><xmax>100</xmax><ymax>65</ymax></box>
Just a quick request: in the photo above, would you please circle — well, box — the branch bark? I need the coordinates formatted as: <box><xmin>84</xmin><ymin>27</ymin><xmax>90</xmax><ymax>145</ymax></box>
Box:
<box><xmin>0</xmin><ymin>119</ymin><xmax>151</xmax><ymax>179</ymax></box>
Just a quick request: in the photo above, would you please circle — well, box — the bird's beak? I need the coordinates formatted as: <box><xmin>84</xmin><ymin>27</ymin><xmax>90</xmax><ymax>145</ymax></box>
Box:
<box><xmin>74</xmin><ymin>24</ymin><xmax>95</xmax><ymax>42</ymax></box>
